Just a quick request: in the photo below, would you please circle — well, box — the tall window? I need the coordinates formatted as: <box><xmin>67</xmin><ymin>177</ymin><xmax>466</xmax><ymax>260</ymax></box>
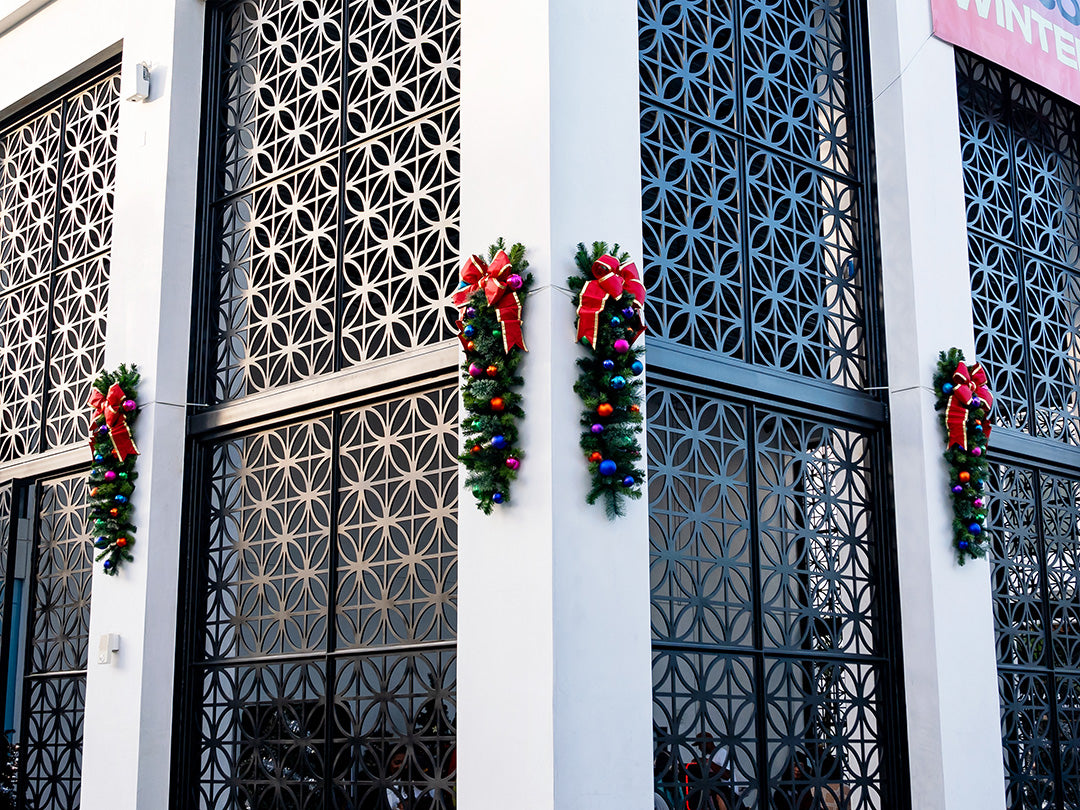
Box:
<box><xmin>0</xmin><ymin>62</ymin><xmax>119</xmax><ymax>809</ymax></box>
<box><xmin>958</xmin><ymin>51</ymin><xmax>1080</xmax><ymax>810</ymax></box>
<box><xmin>176</xmin><ymin>1</ymin><xmax>461</xmax><ymax>807</ymax></box>
<box><xmin>640</xmin><ymin>2</ymin><xmax>906</xmax><ymax>808</ymax></box>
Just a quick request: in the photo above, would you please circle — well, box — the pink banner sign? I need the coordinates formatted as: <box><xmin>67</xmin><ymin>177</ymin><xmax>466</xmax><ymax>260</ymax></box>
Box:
<box><xmin>933</xmin><ymin>0</ymin><xmax>1080</xmax><ymax>103</ymax></box>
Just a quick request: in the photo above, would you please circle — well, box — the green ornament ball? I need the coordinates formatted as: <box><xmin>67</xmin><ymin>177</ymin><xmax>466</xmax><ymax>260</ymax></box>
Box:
<box><xmin>492</xmin><ymin>329</ymin><xmax>502</xmax><ymax>338</ymax></box>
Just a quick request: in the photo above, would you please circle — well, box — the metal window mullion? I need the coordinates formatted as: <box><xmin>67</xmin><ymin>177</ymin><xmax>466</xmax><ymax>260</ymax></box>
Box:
<box><xmin>14</xmin><ymin>482</ymin><xmax>41</xmax><ymax>804</ymax></box>
<box><xmin>322</xmin><ymin>408</ymin><xmax>344</xmax><ymax>810</ymax></box>
<box><xmin>331</xmin><ymin>0</ymin><xmax>351</xmax><ymax>378</ymax></box>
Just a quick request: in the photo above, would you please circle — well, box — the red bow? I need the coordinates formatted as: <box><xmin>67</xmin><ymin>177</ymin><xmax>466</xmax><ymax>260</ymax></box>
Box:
<box><xmin>452</xmin><ymin>251</ymin><xmax>527</xmax><ymax>353</ymax></box>
<box><xmin>946</xmin><ymin>361</ymin><xmax>993</xmax><ymax>450</ymax></box>
<box><xmin>88</xmin><ymin>383</ymin><xmax>139</xmax><ymax>462</ymax></box>
<box><xmin>575</xmin><ymin>255</ymin><xmax>646</xmax><ymax>346</ymax></box>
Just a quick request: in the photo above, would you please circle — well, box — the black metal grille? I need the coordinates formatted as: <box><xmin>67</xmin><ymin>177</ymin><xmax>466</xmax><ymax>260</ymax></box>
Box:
<box><xmin>19</xmin><ymin>472</ymin><xmax>92</xmax><ymax>810</ymax></box>
<box><xmin>959</xmin><ymin>52</ymin><xmax>1080</xmax><ymax>445</ymax></box>
<box><xmin>180</xmin><ymin>386</ymin><xmax>458</xmax><ymax>809</ymax></box>
<box><xmin>199</xmin><ymin>0</ymin><xmax>461</xmax><ymax>404</ymax></box>
<box><xmin>958</xmin><ymin>52</ymin><xmax>1080</xmax><ymax>810</ymax></box>
<box><xmin>640</xmin><ymin>0</ymin><xmax>871</xmax><ymax>389</ymax></box>
<box><xmin>641</xmin><ymin>2</ymin><xmax>904</xmax><ymax>808</ymax></box>
<box><xmin>0</xmin><ymin>68</ymin><xmax>118</xmax><ymax>462</ymax></box>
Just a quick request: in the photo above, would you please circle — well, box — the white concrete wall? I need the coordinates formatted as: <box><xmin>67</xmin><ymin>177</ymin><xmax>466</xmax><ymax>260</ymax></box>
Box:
<box><xmin>456</xmin><ymin>0</ymin><xmax>653</xmax><ymax>808</ymax></box>
<box><xmin>0</xmin><ymin>1</ymin><xmax>204</xmax><ymax>808</ymax></box>
<box><xmin>868</xmin><ymin>3</ymin><xmax>1007</xmax><ymax>809</ymax></box>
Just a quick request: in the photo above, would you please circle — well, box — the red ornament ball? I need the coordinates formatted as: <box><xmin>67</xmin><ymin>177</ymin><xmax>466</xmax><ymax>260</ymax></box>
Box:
<box><xmin>471</xmin><ymin>445</ymin><xmax>482</xmax><ymax>454</ymax></box>
<box><xmin>589</xmin><ymin>451</ymin><xmax>603</xmax><ymax>462</ymax></box>
<box><xmin>486</xmin><ymin>365</ymin><xmax>498</xmax><ymax>377</ymax></box>
<box><xmin>117</xmin><ymin>538</ymin><xmax>128</xmax><ymax>548</ymax></box>
<box><xmin>109</xmin><ymin>508</ymin><xmax>119</xmax><ymax>517</ymax></box>
<box><xmin>490</xmin><ymin>397</ymin><xmax>505</xmax><ymax>412</ymax></box>
<box><xmin>597</xmin><ymin>403</ymin><xmax>614</xmax><ymax>418</ymax></box>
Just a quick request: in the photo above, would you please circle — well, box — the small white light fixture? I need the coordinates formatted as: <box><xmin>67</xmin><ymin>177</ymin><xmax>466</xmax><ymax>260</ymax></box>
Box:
<box><xmin>97</xmin><ymin>633</ymin><xmax>120</xmax><ymax>664</ymax></box>
<box><xmin>126</xmin><ymin>61</ymin><xmax>151</xmax><ymax>103</ymax></box>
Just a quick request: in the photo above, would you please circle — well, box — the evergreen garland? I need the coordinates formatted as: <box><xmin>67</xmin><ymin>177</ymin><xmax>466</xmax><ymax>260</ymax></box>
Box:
<box><xmin>457</xmin><ymin>239</ymin><xmax>532</xmax><ymax>513</ymax></box>
<box><xmin>0</xmin><ymin>735</ymin><xmax>15</xmax><ymax>810</ymax></box>
<box><xmin>568</xmin><ymin>242</ymin><xmax>645</xmax><ymax>519</ymax></box>
<box><xmin>86</xmin><ymin>364</ymin><xmax>140</xmax><ymax>575</ymax></box>
<box><xmin>933</xmin><ymin>348</ymin><xmax>992</xmax><ymax>565</ymax></box>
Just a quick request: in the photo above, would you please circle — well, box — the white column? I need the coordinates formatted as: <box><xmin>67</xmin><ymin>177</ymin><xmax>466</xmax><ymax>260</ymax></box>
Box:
<box><xmin>868</xmin><ymin>4</ymin><xmax>1007</xmax><ymax>810</ymax></box>
<box><xmin>456</xmin><ymin>0</ymin><xmax>653</xmax><ymax>808</ymax></box>
<box><xmin>79</xmin><ymin>2</ymin><xmax>205</xmax><ymax>809</ymax></box>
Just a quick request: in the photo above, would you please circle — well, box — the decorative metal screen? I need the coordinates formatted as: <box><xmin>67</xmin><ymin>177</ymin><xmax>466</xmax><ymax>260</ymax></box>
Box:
<box><xmin>987</xmin><ymin>462</ymin><xmax>1080</xmax><ymax>810</ymax></box>
<box><xmin>181</xmin><ymin>386</ymin><xmax>458</xmax><ymax>809</ymax></box>
<box><xmin>958</xmin><ymin>51</ymin><xmax>1080</xmax><ymax>810</ymax></box>
<box><xmin>641</xmin><ymin>2</ymin><xmax>905</xmax><ymax>808</ymax></box>
<box><xmin>639</xmin><ymin>0</ymin><xmax>873</xmax><ymax>389</ymax></box>
<box><xmin>18</xmin><ymin>472</ymin><xmax>92</xmax><ymax>810</ymax></box>
<box><xmin>0</xmin><ymin>67</ymin><xmax>118</xmax><ymax>463</ymax></box>
<box><xmin>198</xmin><ymin>0</ymin><xmax>461</xmax><ymax>404</ymax></box>
<box><xmin>958</xmin><ymin>52</ymin><xmax>1080</xmax><ymax>445</ymax></box>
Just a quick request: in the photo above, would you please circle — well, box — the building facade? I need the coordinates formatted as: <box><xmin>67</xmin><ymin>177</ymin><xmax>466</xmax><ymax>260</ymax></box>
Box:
<box><xmin>0</xmin><ymin>0</ymin><xmax>1074</xmax><ymax>809</ymax></box>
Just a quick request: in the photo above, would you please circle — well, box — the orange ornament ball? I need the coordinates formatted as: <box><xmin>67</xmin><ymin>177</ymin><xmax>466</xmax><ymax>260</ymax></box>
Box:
<box><xmin>117</xmin><ymin>538</ymin><xmax>128</xmax><ymax>548</ymax></box>
<box><xmin>630</xmin><ymin>405</ymin><xmax>640</xmax><ymax>413</ymax></box>
<box><xmin>597</xmin><ymin>403</ymin><xmax>614</xmax><ymax>418</ymax></box>
<box><xmin>491</xmin><ymin>397</ymin><xmax>505</xmax><ymax>412</ymax></box>
<box><xmin>109</xmin><ymin>508</ymin><xmax>119</xmax><ymax>517</ymax></box>
<box><xmin>486</xmin><ymin>365</ymin><xmax>498</xmax><ymax>377</ymax></box>
<box><xmin>466</xmin><ymin>341</ymin><xmax>476</xmax><ymax>352</ymax></box>
<box><xmin>589</xmin><ymin>451</ymin><xmax>603</xmax><ymax>462</ymax></box>
<box><xmin>471</xmin><ymin>445</ymin><xmax>482</xmax><ymax>454</ymax></box>
<box><xmin>958</xmin><ymin>471</ymin><xmax>971</xmax><ymax>483</ymax></box>
<box><xmin>91</xmin><ymin>487</ymin><xmax>100</xmax><ymax>497</ymax></box>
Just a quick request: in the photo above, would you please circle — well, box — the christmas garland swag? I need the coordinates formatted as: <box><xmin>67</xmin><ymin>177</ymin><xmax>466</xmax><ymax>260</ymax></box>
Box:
<box><xmin>569</xmin><ymin>242</ymin><xmax>646</xmax><ymax>519</ymax></box>
<box><xmin>86</xmin><ymin>364</ymin><xmax>140</xmax><ymax>575</ymax></box>
<box><xmin>454</xmin><ymin>239</ymin><xmax>531</xmax><ymax>513</ymax></box>
<box><xmin>933</xmin><ymin>348</ymin><xmax>994</xmax><ymax>565</ymax></box>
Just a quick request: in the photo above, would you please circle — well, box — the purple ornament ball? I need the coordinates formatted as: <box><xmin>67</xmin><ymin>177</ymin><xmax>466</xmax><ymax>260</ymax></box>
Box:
<box><xmin>621</xmin><ymin>307</ymin><xmax>635</xmax><ymax>320</ymax></box>
<box><xmin>973</xmin><ymin>498</ymin><xmax>985</xmax><ymax>507</ymax></box>
<box><xmin>590</xmin><ymin>424</ymin><xmax>604</xmax><ymax>434</ymax></box>
<box><xmin>104</xmin><ymin>470</ymin><xmax>118</xmax><ymax>482</ymax></box>
<box><xmin>507</xmin><ymin>274</ymin><xmax>523</xmax><ymax>290</ymax></box>
<box><xmin>98</xmin><ymin>424</ymin><xmax>109</xmax><ymax>436</ymax></box>
<box><xmin>122</xmin><ymin>399</ymin><xmax>136</xmax><ymax>412</ymax></box>
<box><xmin>614</xmin><ymin>339</ymin><xmax>630</xmax><ymax>354</ymax></box>
<box><xmin>506</xmin><ymin>457</ymin><xmax>520</xmax><ymax>471</ymax></box>
<box><xmin>952</xmin><ymin>484</ymin><xmax>962</xmax><ymax>494</ymax></box>
<box><xmin>468</xmin><ymin>363</ymin><xmax>483</xmax><ymax>378</ymax></box>
<box><xmin>465</xmin><ymin>306</ymin><xmax>477</xmax><ymax>318</ymax></box>
<box><xmin>972</xmin><ymin>447</ymin><xmax>982</xmax><ymax>456</ymax></box>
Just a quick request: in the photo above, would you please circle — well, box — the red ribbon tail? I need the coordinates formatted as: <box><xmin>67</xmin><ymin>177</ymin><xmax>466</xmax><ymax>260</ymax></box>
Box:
<box><xmin>576</xmin><ymin>280</ymin><xmax>609</xmax><ymax>346</ymax></box>
<box><xmin>494</xmin><ymin>293</ymin><xmax>527</xmax><ymax>353</ymax></box>
<box><xmin>110</xmin><ymin>424</ymin><xmax>139</xmax><ymax>462</ymax></box>
<box><xmin>946</xmin><ymin>395</ymin><xmax>969</xmax><ymax>450</ymax></box>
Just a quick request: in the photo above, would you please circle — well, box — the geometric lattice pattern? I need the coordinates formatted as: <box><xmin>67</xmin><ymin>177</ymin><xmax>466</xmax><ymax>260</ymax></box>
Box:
<box><xmin>959</xmin><ymin>52</ymin><xmax>1080</xmax><ymax>444</ymax></box>
<box><xmin>204</xmin><ymin>0</ymin><xmax>460</xmax><ymax>403</ymax></box>
<box><xmin>988</xmin><ymin>462</ymin><xmax>1080</xmax><ymax>810</ymax></box>
<box><xmin>189</xmin><ymin>386</ymin><xmax>458</xmax><ymax>808</ymax></box>
<box><xmin>640</xmin><ymin>0</ymin><xmax>871</xmax><ymax>388</ymax></box>
<box><xmin>0</xmin><ymin>68</ymin><xmax>117</xmax><ymax>463</ymax></box>
<box><xmin>21</xmin><ymin>472</ymin><xmax>91</xmax><ymax>810</ymax></box>
<box><xmin>649</xmin><ymin>385</ymin><xmax>890</xmax><ymax>809</ymax></box>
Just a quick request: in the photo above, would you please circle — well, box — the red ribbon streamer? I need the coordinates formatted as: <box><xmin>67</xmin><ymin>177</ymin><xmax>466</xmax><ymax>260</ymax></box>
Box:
<box><xmin>88</xmin><ymin>383</ymin><xmax>139</xmax><ymax>462</ymax></box>
<box><xmin>946</xmin><ymin>361</ymin><xmax>994</xmax><ymax>450</ymax></box>
<box><xmin>575</xmin><ymin>255</ymin><xmax>646</xmax><ymax>346</ymax></box>
<box><xmin>452</xmin><ymin>250</ymin><xmax>527</xmax><ymax>353</ymax></box>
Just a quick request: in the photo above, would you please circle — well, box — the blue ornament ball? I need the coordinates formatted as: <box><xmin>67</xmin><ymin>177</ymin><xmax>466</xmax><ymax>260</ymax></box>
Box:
<box><xmin>103</xmin><ymin>560</ymin><xmax>112</xmax><ymax>570</ymax></box>
<box><xmin>94</xmin><ymin>454</ymin><xmax>104</xmax><ymax>462</ymax></box>
<box><xmin>611</xmin><ymin>376</ymin><xmax>627</xmax><ymax>390</ymax></box>
<box><xmin>969</xmin><ymin>523</ymin><xmax>982</xmax><ymax>534</ymax></box>
<box><xmin>610</xmin><ymin>316</ymin><xmax>622</xmax><ymax>327</ymax></box>
<box><xmin>630</xmin><ymin>360</ymin><xmax>644</xmax><ymax>375</ymax></box>
<box><xmin>491</xmin><ymin>434</ymin><xmax>508</xmax><ymax>450</ymax></box>
<box><xmin>115</xmin><ymin>495</ymin><xmax>127</xmax><ymax>504</ymax></box>
<box><xmin>599</xmin><ymin>460</ymin><xmax>617</xmax><ymax>476</ymax></box>
<box><xmin>958</xmin><ymin>540</ymin><xmax>969</xmax><ymax>550</ymax></box>
<box><xmin>95</xmin><ymin>536</ymin><xmax>109</xmax><ymax>548</ymax></box>
<box><xmin>622</xmin><ymin>476</ymin><xmax>635</xmax><ymax>487</ymax></box>
<box><xmin>603</xmin><ymin>359</ymin><xmax>615</xmax><ymax>371</ymax></box>
<box><xmin>622</xmin><ymin>307</ymin><xmax>635</xmax><ymax>320</ymax></box>
<box><xmin>463</xmin><ymin>325</ymin><xmax>475</xmax><ymax>338</ymax></box>
<box><xmin>975</xmin><ymin>425</ymin><xmax>984</xmax><ymax>432</ymax></box>
<box><xmin>492</xmin><ymin>492</ymin><xmax>504</xmax><ymax>504</ymax></box>
<box><xmin>943</xmin><ymin>383</ymin><xmax>954</xmax><ymax>394</ymax></box>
